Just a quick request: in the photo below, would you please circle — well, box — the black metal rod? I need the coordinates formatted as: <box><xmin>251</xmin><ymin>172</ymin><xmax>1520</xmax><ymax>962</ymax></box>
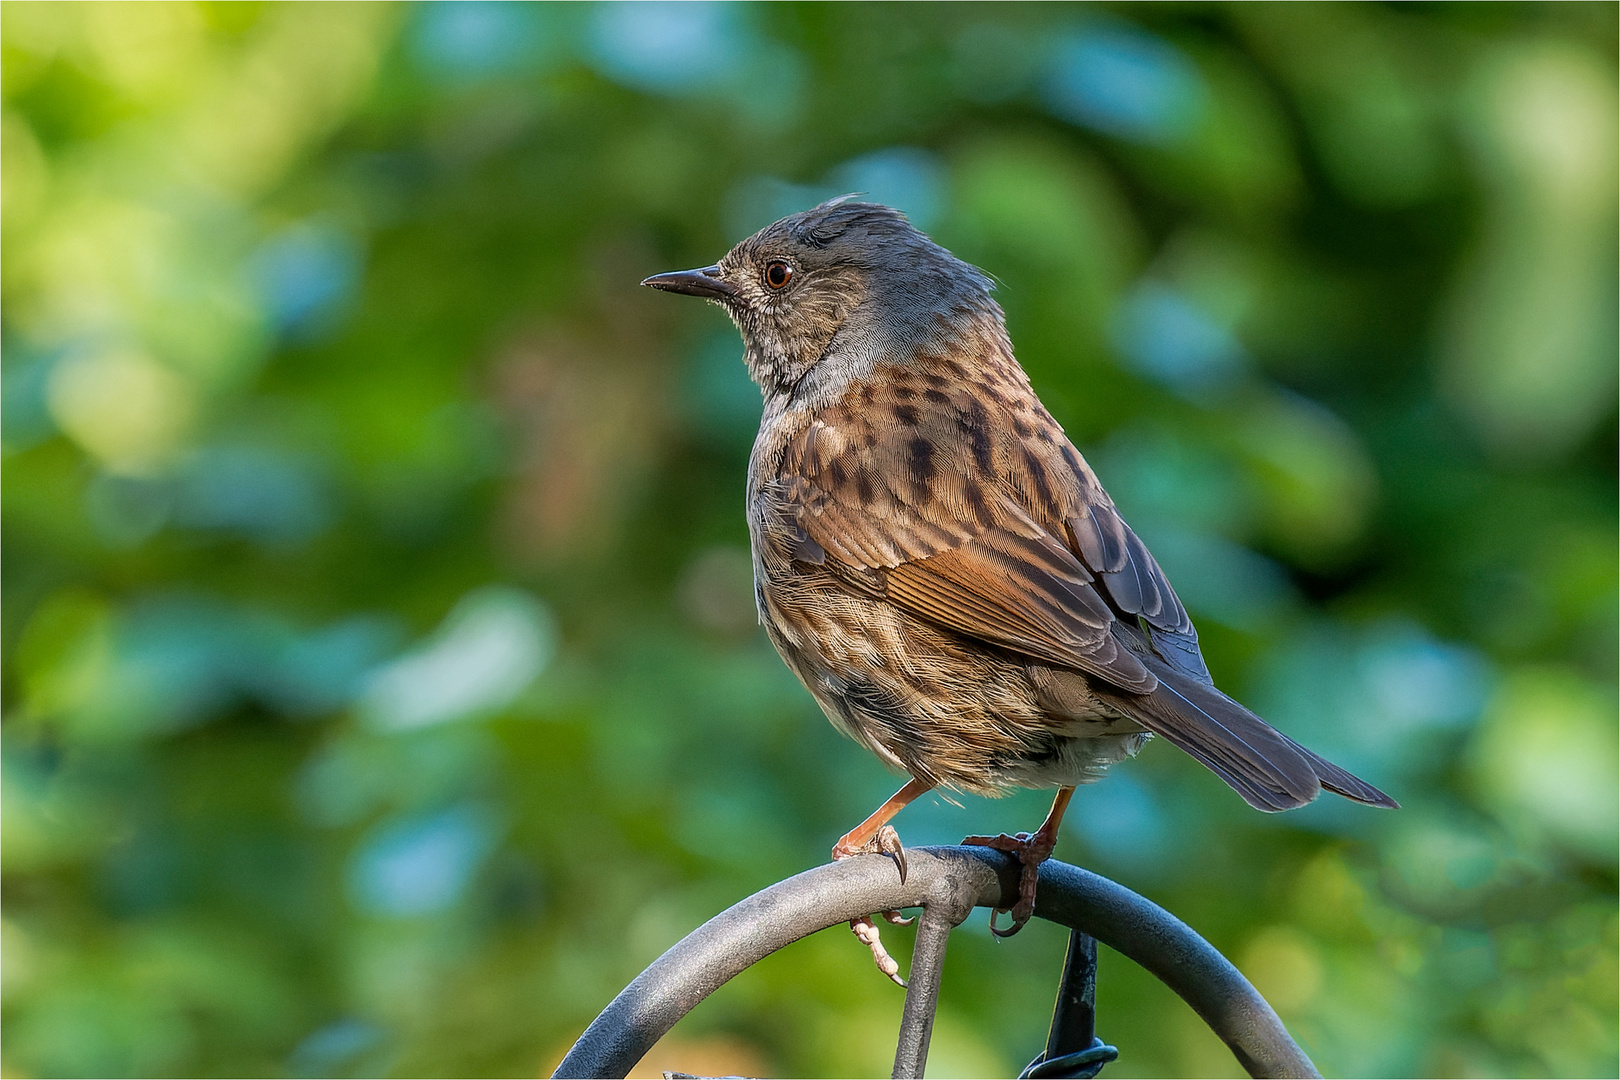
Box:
<box><xmin>1047</xmin><ymin>930</ymin><xmax>1099</xmax><ymax>1061</ymax></box>
<box><xmin>552</xmin><ymin>847</ymin><xmax>1318</xmax><ymax>1080</ymax></box>
<box><xmin>1021</xmin><ymin>930</ymin><xmax>1117</xmax><ymax>1079</ymax></box>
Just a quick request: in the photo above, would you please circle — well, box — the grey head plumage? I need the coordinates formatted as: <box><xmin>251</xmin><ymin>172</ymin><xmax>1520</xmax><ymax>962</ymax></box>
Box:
<box><xmin>644</xmin><ymin>200</ymin><xmax>999</xmax><ymax>398</ymax></box>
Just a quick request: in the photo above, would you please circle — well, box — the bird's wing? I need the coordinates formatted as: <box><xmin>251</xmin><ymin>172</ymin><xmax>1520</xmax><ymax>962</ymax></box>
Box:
<box><xmin>779</xmin><ymin>358</ymin><xmax>1398</xmax><ymax>813</ymax></box>
<box><xmin>780</xmin><ymin>359</ymin><xmax>1183</xmax><ymax>694</ymax></box>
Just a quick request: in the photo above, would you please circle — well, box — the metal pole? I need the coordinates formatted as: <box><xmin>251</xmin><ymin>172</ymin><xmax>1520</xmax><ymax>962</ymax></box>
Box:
<box><xmin>1049</xmin><ymin>930</ymin><xmax>1100</xmax><ymax>1059</ymax></box>
<box><xmin>891</xmin><ymin>907</ymin><xmax>950</xmax><ymax>1079</ymax></box>
<box><xmin>1020</xmin><ymin>930</ymin><xmax>1118</xmax><ymax>1079</ymax></box>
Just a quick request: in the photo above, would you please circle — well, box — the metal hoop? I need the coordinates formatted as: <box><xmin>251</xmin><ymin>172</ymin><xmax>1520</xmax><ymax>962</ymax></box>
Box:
<box><xmin>554</xmin><ymin>846</ymin><xmax>1319</xmax><ymax>1080</ymax></box>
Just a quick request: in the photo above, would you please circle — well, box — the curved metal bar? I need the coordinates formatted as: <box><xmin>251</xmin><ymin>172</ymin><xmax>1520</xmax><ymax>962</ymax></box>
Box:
<box><xmin>552</xmin><ymin>847</ymin><xmax>1316</xmax><ymax>1080</ymax></box>
<box><xmin>1032</xmin><ymin>861</ymin><xmax>1320</xmax><ymax>1080</ymax></box>
<box><xmin>555</xmin><ymin>846</ymin><xmax>1010</xmax><ymax>1080</ymax></box>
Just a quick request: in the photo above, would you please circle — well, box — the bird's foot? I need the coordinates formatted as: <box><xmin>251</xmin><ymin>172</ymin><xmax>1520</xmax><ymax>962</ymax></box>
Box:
<box><xmin>831</xmin><ymin>825</ymin><xmax>913</xmax><ymax>986</ymax></box>
<box><xmin>959</xmin><ymin>828</ymin><xmax>1057</xmax><ymax>937</ymax></box>
<box><xmin>831</xmin><ymin>822</ymin><xmax>910</xmax><ymax>883</ymax></box>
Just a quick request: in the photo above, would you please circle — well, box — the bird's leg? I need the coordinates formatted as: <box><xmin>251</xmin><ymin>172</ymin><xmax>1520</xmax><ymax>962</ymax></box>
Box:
<box><xmin>961</xmin><ymin>785</ymin><xmax>1075</xmax><ymax>938</ymax></box>
<box><xmin>831</xmin><ymin>776</ymin><xmax>933</xmax><ymax>985</ymax></box>
<box><xmin>831</xmin><ymin>776</ymin><xmax>932</xmax><ymax>870</ymax></box>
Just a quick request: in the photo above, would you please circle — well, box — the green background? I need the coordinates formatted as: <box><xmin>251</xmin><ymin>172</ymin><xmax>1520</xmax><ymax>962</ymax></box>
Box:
<box><xmin>3</xmin><ymin>3</ymin><xmax>1616</xmax><ymax>1077</ymax></box>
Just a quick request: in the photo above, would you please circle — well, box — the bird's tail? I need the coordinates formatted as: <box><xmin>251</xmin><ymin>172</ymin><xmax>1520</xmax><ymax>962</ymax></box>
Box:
<box><xmin>1098</xmin><ymin>661</ymin><xmax>1398</xmax><ymax>813</ymax></box>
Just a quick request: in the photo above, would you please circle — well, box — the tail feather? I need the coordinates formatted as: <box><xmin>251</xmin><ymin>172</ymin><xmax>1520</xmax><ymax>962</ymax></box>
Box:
<box><xmin>1099</xmin><ymin>671</ymin><xmax>1320</xmax><ymax>812</ymax></box>
<box><xmin>1100</xmin><ymin>660</ymin><xmax>1397</xmax><ymax>813</ymax></box>
<box><xmin>1289</xmin><ymin>740</ymin><xmax>1400</xmax><ymax>809</ymax></box>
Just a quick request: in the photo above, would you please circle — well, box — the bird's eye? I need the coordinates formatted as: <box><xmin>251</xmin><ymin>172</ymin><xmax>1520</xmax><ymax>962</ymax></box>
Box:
<box><xmin>764</xmin><ymin>261</ymin><xmax>793</xmax><ymax>289</ymax></box>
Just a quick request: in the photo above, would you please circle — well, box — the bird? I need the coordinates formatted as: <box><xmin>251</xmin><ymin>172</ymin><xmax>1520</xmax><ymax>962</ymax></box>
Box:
<box><xmin>643</xmin><ymin>199</ymin><xmax>1396</xmax><ymax>983</ymax></box>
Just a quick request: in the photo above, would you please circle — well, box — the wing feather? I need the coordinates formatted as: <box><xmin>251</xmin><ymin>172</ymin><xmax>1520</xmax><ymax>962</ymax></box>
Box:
<box><xmin>776</xmin><ymin>354</ymin><xmax>1396</xmax><ymax>812</ymax></box>
<box><xmin>883</xmin><ymin>532</ymin><xmax>1154</xmax><ymax>692</ymax></box>
<box><xmin>782</xmin><ymin>361</ymin><xmax>1173</xmax><ymax>695</ymax></box>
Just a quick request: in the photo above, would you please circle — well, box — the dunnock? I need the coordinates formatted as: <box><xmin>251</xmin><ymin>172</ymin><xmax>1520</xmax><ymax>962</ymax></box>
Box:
<box><xmin>645</xmin><ymin>200</ymin><xmax>1395</xmax><ymax>982</ymax></box>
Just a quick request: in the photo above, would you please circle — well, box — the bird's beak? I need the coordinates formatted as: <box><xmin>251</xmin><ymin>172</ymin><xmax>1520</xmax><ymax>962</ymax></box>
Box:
<box><xmin>641</xmin><ymin>265</ymin><xmax>737</xmax><ymax>300</ymax></box>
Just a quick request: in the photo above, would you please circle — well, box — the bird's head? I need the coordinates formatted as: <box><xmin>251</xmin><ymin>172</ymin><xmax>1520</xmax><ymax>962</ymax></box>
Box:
<box><xmin>643</xmin><ymin>199</ymin><xmax>995</xmax><ymax>400</ymax></box>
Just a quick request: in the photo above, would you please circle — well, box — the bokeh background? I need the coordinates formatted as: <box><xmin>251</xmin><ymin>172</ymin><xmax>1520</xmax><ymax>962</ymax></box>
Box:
<box><xmin>3</xmin><ymin>3</ymin><xmax>1616</xmax><ymax>1077</ymax></box>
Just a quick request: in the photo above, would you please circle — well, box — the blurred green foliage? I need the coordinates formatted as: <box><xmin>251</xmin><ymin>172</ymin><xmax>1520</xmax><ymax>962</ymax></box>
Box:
<box><xmin>3</xmin><ymin>3</ymin><xmax>1616</xmax><ymax>1078</ymax></box>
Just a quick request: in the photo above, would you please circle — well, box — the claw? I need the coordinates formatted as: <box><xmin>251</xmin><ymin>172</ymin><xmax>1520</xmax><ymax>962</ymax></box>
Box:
<box><xmin>988</xmin><ymin>906</ymin><xmax>1030</xmax><ymax>937</ymax></box>
<box><xmin>832</xmin><ymin>824</ymin><xmax>912</xmax><ymax>984</ymax></box>
<box><xmin>851</xmin><ymin>915</ymin><xmax>907</xmax><ymax>986</ymax></box>
<box><xmin>833</xmin><ymin>824</ymin><xmax>908</xmax><ymax>883</ymax></box>
<box><xmin>963</xmin><ymin>828</ymin><xmax>1052</xmax><ymax>939</ymax></box>
<box><xmin>872</xmin><ymin>824</ymin><xmax>907</xmax><ymax>884</ymax></box>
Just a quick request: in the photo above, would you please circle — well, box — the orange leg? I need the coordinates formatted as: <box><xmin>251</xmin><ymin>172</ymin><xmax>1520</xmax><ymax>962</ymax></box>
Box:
<box><xmin>832</xmin><ymin>776</ymin><xmax>934</xmax><ymax>868</ymax></box>
<box><xmin>830</xmin><ymin>776</ymin><xmax>933</xmax><ymax>986</ymax></box>
<box><xmin>962</xmin><ymin>785</ymin><xmax>1075</xmax><ymax>938</ymax></box>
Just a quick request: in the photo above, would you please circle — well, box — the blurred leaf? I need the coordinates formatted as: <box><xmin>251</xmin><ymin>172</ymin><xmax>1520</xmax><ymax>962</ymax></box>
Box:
<box><xmin>1468</xmin><ymin>667</ymin><xmax>1619</xmax><ymax>866</ymax></box>
<box><xmin>1</xmin><ymin>5</ymin><xmax>1613</xmax><ymax>1078</ymax></box>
